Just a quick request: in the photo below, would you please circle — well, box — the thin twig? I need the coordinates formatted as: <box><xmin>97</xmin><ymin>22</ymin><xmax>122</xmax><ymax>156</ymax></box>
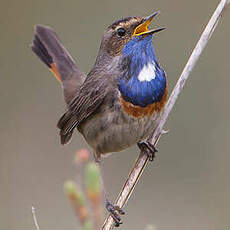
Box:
<box><xmin>102</xmin><ymin>0</ymin><xmax>230</xmax><ymax>229</ymax></box>
<box><xmin>32</xmin><ymin>206</ymin><xmax>40</xmax><ymax>230</ymax></box>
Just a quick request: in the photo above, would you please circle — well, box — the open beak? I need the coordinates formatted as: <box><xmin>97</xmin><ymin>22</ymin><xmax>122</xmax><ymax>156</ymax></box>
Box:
<box><xmin>133</xmin><ymin>11</ymin><xmax>165</xmax><ymax>36</ymax></box>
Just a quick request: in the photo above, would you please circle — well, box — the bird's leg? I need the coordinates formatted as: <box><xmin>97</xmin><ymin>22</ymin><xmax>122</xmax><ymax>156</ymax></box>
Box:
<box><xmin>137</xmin><ymin>141</ymin><xmax>158</xmax><ymax>161</ymax></box>
<box><xmin>95</xmin><ymin>158</ymin><xmax>125</xmax><ymax>227</ymax></box>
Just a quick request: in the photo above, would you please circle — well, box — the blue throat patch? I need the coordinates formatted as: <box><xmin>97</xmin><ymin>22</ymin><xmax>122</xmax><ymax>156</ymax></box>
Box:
<box><xmin>119</xmin><ymin>35</ymin><xmax>166</xmax><ymax>107</ymax></box>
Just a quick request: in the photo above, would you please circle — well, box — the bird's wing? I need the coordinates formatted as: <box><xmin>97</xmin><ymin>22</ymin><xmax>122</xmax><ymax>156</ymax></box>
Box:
<box><xmin>31</xmin><ymin>25</ymin><xmax>86</xmax><ymax>104</ymax></box>
<box><xmin>57</xmin><ymin>73</ymin><xmax>114</xmax><ymax>145</ymax></box>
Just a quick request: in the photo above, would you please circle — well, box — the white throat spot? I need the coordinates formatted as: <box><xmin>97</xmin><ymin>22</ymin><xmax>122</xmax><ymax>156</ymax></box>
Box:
<box><xmin>138</xmin><ymin>62</ymin><xmax>156</xmax><ymax>82</ymax></box>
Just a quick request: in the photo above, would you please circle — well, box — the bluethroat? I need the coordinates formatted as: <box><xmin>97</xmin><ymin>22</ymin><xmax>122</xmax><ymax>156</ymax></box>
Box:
<box><xmin>32</xmin><ymin>11</ymin><xmax>167</xmax><ymax>227</ymax></box>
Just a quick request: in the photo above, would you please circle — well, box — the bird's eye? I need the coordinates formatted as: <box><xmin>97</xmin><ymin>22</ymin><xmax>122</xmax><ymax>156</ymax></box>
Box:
<box><xmin>117</xmin><ymin>27</ymin><xmax>126</xmax><ymax>37</ymax></box>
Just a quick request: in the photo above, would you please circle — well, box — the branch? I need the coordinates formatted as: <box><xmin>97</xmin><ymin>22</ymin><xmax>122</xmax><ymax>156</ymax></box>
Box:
<box><xmin>32</xmin><ymin>206</ymin><xmax>40</xmax><ymax>230</ymax></box>
<box><xmin>102</xmin><ymin>0</ymin><xmax>230</xmax><ymax>229</ymax></box>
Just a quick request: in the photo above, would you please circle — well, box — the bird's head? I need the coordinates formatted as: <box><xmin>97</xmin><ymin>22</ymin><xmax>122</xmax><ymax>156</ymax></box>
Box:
<box><xmin>93</xmin><ymin>12</ymin><xmax>167</xmax><ymax>109</ymax></box>
<box><xmin>101</xmin><ymin>12</ymin><xmax>165</xmax><ymax>56</ymax></box>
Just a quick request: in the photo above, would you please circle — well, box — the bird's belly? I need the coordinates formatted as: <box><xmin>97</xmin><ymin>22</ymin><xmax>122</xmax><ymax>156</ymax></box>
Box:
<box><xmin>79</xmin><ymin>105</ymin><xmax>158</xmax><ymax>158</ymax></box>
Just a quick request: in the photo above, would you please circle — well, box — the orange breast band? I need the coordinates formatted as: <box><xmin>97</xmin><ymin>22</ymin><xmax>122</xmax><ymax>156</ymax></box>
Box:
<box><xmin>119</xmin><ymin>85</ymin><xmax>167</xmax><ymax>118</ymax></box>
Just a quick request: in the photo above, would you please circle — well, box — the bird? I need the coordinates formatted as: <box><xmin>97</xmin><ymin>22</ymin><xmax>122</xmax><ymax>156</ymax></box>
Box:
<box><xmin>31</xmin><ymin>11</ymin><xmax>167</xmax><ymax>227</ymax></box>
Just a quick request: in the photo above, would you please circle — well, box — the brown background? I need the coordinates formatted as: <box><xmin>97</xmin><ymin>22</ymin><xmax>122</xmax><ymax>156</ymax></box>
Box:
<box><xmin>1</xmin><ymin>0</ymin><xmax>230</xmax><ymax>229</ymax></box>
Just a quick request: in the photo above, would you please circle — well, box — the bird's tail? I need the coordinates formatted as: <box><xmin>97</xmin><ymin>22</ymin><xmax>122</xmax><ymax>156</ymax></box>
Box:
<box><xmin>31</xmin><ymin>25</ymin><xmax>86</xmax><ymax>104</ymax></box>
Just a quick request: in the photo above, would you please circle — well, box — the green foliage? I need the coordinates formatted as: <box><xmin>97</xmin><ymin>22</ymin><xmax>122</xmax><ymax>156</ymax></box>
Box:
<box><xmin>64</xmin><ymin>180</ymin><xmax>86</xmax><ymax>206</ymax></box>
<box><xmin>83</xmin><ymin>220</ymin><xmax>93</xmax><ymax>230</ymax></box>
<box><xmin>64</xmin><ymin>150</ymin><xmax>103</xmax><ymax>230</ymax></box>
<box><xmin>85</xmin><ymin>162</ymin><xmax>102</xmax><ymax>194</ymax></box>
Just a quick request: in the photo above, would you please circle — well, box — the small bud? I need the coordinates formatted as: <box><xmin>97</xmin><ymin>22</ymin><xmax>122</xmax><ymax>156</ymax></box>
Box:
<box><xmin>64</xmin><ymin>180</ymin><xmax>85</xmax><ymax>205</ymax></box>
<box><xmin>75</xmin><ymin>149</ymin><xmax>90</xmax><ymax>164</ymax></box>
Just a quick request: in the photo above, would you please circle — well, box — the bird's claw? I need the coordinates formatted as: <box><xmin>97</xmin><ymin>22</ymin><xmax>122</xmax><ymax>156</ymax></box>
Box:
<box><xmin>106</xmin><ymin>200</ymin><xmax>125</xmax><ymax>227</ymax></box>
<box><xmin>137</xmin><ymin>141</ymin><xmax>158</xmax><ymax>161</ymax></box>
<box><xmin>114</xmin><ymin>205</ymin><xmax>125</xmax><ymax>215</ymax></box>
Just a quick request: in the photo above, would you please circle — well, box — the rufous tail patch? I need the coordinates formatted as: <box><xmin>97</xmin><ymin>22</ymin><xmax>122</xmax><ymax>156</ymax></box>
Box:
<box><xmin>50</xmin><ymin>63</ymin><xmax>61</xmax><ymax>83</ymax></box>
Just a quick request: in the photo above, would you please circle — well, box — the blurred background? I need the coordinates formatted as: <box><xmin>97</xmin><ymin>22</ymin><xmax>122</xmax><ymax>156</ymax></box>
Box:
<box><xmin>1</xmin><ymin>0</ymin><xmax>230</xmax><ymax>229</ymax></box>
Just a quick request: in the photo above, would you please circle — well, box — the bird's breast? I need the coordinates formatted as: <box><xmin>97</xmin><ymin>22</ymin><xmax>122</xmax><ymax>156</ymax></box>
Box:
<box><xmin>118</xmin><ymin>61</ymin><xmax>167</xmax><ymax>117</ymax></box>
<box><xmin>119</xmin><ymin>84</ymin><xmax>167</xmax><ymax>118</ymax></box>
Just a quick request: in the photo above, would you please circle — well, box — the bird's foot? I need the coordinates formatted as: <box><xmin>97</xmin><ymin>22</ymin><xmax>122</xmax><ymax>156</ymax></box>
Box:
<box><xmin>106</xmin><ymin>200</ymin><xmax>125</xmax><ymax>227</ymax></box>
<box><xmin>137</xmin><ymin>141</ymin><xmax>158</xmax><ymax>161</ymax></box>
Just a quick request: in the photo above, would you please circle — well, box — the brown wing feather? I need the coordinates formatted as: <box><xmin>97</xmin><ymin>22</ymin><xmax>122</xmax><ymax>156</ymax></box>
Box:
<box><xmin>57</xmin><ymin>74</ymin><xmax>110</xmax><ymax>145</ymax></box>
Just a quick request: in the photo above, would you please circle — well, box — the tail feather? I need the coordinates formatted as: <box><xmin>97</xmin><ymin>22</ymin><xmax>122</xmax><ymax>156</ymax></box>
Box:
<box><xmin>34</xmin><ymin>25</ymin><xmax>78</xmax><ymax>78</ymax></box>
<box><xmin>31</xmin><ymin>25</ymin><xmax>86</xmax><ymax>104</ymax></box>
<box><xmin>31</xmin><ymin>34</ymin><xmax>61</xmax><ymax>82</ymax></box>
<box><xmin>32</xmin><ymin>34</ymin><xmax>53</xmax><ymax>68</ymax></box>
<box><xmin>31</xmin><ymin>24</ymin><xmax>87</xmax><ymax>144</ymax></box>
